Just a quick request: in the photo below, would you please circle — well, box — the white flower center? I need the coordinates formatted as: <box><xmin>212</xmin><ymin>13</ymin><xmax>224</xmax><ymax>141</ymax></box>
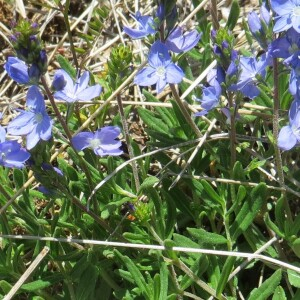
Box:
<box><xmin>89</xmin><ymin>138</ymin><xmax>101</xmax><ymax>149</ymax></box>
<box><xmin>292</xmin><ymin>124</ymin><xmax>300</xmax><ymax>137</ymax></box>
<box><xmin>1</xmin><ymin>152</ymin><xmax>6</xmax><ymax>160</ymax></box>
<box><xmin>293</xmin><ymin>7</ymin><xmax>300</xmax><ymax>16</ymax></box>
<box><xmin>156</xmin><ymin>66</ymin><xmax>166</xmax><ymax>77</ymax></box>
<box><xmin>35</xmin><ymin>113</ymin><xmax>43</xmax><ymax>123</ymax></box>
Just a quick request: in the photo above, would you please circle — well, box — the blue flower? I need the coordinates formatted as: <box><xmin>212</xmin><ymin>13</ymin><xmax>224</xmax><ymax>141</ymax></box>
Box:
<box><xmin>7</xmin><ymin>86</ymin><xmax>52</xmax><ymax>150</ymax></box>
<box><xmin>194</xmin><ymin>83</ymin><xmax>221</xmax><ymax>116</ymax></box>
<box><xmin>72</xmin><ymin>126</ymin><xmax>123</xmax><ymax>156</ymax></box>
<box><xmin>270</xmin><ymin>28</ymin><xmax>300</xmax><ymax>65</ymax></box>
<box><xmin>278</xmin><ymin>100</ymin><xmax>300</xmax><ymax>150</ymax></box>
<box><xmin>0</xmin><ymin>140</ymin><xmax>30</xmax><ymax>168</ymax></box>
<box><xmin>123</xmin><ymin>11</ymin><xmax>157</xmax><ymax>39</ymax></box>
<box><xmin>134</xmin><ymin>41</ymin><xmax>184</xmax><ymax>94</ymax></box>
<box><xmin>165</xmin><ymin>26</ymin><xmax>201</xmax><ymax>53</ymax></box>
<box><xmin>0</xmin><ymin>126</ymin><xmax>5</xmax><ymax>143</ymax></box>
<box><xmin>271</xmin><ymin>0</ymin><xmax>300</xmax><ymax>33</ymax></box>
<box><xmin>0</xmin><ymin>114</ymin><xmax>5</xmax><ymax>143</ymax></box>
<box><xmin>231</xmin><ymin>54</ymin><xmax>269</xmax><ymax>99</ymax></box>
<box><xmin>248</xmin><ymin>4</ymin><xmax>271</xmax><ymax>49</ymax></box>
<box><xmin>4</xmin><ymin>57</ymin><xmax>29</xmax><ymax>84</ymax></box>
<box><xmin>53</xmin><ymin>70</ymin><xmax>102</xmax><ymax>103</ymax></box>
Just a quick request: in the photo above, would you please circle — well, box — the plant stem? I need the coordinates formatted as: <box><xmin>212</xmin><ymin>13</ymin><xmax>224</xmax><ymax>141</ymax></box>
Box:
<box><xmin>272</xmin><ymin>58</ymin><xmax>293</xmax><ymax>219</ymax></box>
<box><xmin>210</xmin><ymin>0</ymin><xmax>219</xmax><ymax>30</ymax></box>
<box><xmin>41</xmin><ymin>76</ymin><xmax>96</xmax><ymax>209</ymax></box>
<box><xmin>58</xmin><ymin>0</ymin><xmax>79</xmax><ymax>70</ymax></box>
<box><xmin>116</xmin><ymin>94</ymin><xmax>140</xmax><ymax>191</ymax></box>
<box><xmin>272</xmin><ymin>58</ymin><xmax>284</xmax><ymax>187</ymax></box>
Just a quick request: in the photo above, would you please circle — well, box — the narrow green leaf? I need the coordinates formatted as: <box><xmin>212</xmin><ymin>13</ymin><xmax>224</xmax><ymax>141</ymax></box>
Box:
<box><xmin>77</xmin><ymin>264</ymin><xmax>98</xmax><ymax>300</ymax></box>
<box><xmin>248</xmin><ymin>269</ymin><xmax>281</xmax><ymax>300</ymax></box>
<box><xmin>231</xmin><ymin>183</ymin><xmax>266</xmax><ymax>240</ymax></box>
<box><xmin>216</xmin><ymin>256</ymin><xmax>235</xmax><ymax>296</ymax></box>
<box><xmin>159</xmin><ymin>262</ymin><xmax>168</xmax><ymax>300</ymax></box>
<box><xmin>13</xmin><ymin>168</ymin><xmax>25</xmax><ymax>190</ymax></box>
<box><xmin>187</xmin><ymin>228</ymin><xmax>227</xmax><ymax>245</ymax></box>
<box><xmin>21</xmin><ymin>274</ymin><xmax>64</xmax><ymax>291</ymax></box>
<box><xmin>226</xmin><ymin>0</ymin><xmax>240</xmax><ymax>30</ymax></box>
<box><xmin>114</xmin><ymin>250</ymin><xmax>150</xmax><ymax>299</ymax></box>
<box><xmin>56</xmin><ymin>54</ymin><xmax>76</xmax><ymax>78</ymax></box>
<box><xmin>138</xmin><ymin>176</ymin><xmax>159</xmax><ymax>193</ymax></box>
<box><xmin>137</xmin><ymin>107</ymin><xmax>170</xmax><ymax>134</ymax></box>
<box><xmin>201</xmin><ymin>180</ymin><xmax>225</xmax><ymax>209</ymax></box>
<box><xmin>143</xmin><ymin>90</ymin><xmax>177</xmax><ymax>127</ymax></box>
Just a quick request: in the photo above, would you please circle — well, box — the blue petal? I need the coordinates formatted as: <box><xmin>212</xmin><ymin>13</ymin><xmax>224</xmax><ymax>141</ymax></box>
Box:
<box><xmin>273</xmin><ymin>15</ymin><xmax>293</xmax><ymax>33</ymax></box>
<box><xmin>95</xmin><ymin>126</ymin><xmax>121</xmax><ymax>143</ymax></box>
<box><xmin>278</xmin><ymin>125</ymin><xmax>297</xmax><ymax>150</ymax></box>
<box><xmin>5</xmin><ymin>57</ymin><xmax>29</xmax><ymax>84</ymax></box>
<box><xmin>72</xmin><ymin>132</ymin><xmax>94</xmax><ymax>150</ymax></box>
<box><xmin>38</xmin><ymin>115</ymin><xmax>52</xmax><ymax>141</ymax></box>
<box><xmin>165</xmin><ymin>64</ymin><xmax>184</xmax><ymax>84</ymax></box>
<box><xmin>26</xmin><ymin>126</ymin><xmax>41</xmax><ymax>149</ymax></box>
<box><xmin>134</xmin><ymin>67</ymin><xmax>158</xmax><ymax>86</ymax></box>
<box><xmin>53</xmin><ymin>91</ymin><xmax>75</xmax><ymax>103</ymax></box>
<box><xmin>76</xmin><ymin>84</ymin><xmax>102</xmax><ymax>101</ymax></box>
<box><xmin>271</xmin><ymin>0</ymin><xmax>295</xmax><ymax>15</ymax></box>
<box><xmin>75</xmin><ymin>71</ymin><xmax>90</xmax><ymax>94</ymax></box>
<box><xmin>123</xmin><ymin>27</ymin><xmax>150</xmax><ymax>39</ymax></box>
<box><xmin>156</xmin><ymin>77</ymin><xmax>167</xmax><ymax>94</ymax></box>
<box><xmin>7</xmin><ymin>112</ymin><xmax>35</xmax><ymax>136</ymax></box>
<box><xmin>0</xmin><ymin>126</ymin><xmax>6</xmax><ymax>143</ymax></box>
<box><xmin>26</xmin><ymin>86</ymin><xmax>45</xmax><ymax>111</ymax></box>
<box><xmin>148</xmin><ymin>41</ymin><xmax>171</xmax><ymax>68</ymax></box>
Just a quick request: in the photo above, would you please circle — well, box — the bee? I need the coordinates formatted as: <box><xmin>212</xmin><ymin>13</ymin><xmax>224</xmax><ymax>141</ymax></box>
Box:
<box><xmin>120</xmin><ymin>202</ymin><xmax>136</xmax><ymax>221</ymax></box>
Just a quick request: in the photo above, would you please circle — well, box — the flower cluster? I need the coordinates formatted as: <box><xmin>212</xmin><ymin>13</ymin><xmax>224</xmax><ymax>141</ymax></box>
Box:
<box><xmin>123</xmin><ymin>4</ymin><xmax>201</xmax><ymax>94</ymax></box>
<box><xmin>2</xmin><ymin>19</ymin><xmax>122</xmax><ymax>176</ymax></box>
<box><xmin>268</xmin><ymin>0</ymin><xmax>300</xmax><ymax>150</ymax></box>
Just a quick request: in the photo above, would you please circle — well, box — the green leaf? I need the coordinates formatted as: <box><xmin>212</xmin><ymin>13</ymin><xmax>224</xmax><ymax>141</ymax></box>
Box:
<box><xmin>13</xmin><ymin>168</ymin><xmax>25</xmax><ymax>190</ymax></box>
<box><xmin>114</xmin><ymin>250</ymin><xmax>150</xmax><ymax>299</ymax></box>
<box><xmin>287</xmin><ymin>264</ymin><xmax>300</xmax><ymax>288</ymax></box>
<box><xmin>200</xmin><ymin>180</ymin><xmax>225</xmax><ymax>211</ymax></box>
<box><xmin>143</xmin><ymin>90</ymin><xmax>177</xmax><ymax>128</ymax></box>
<box><xmin>0</xmin><ymin>280</ymin><xmax>12</xmax><ymax>294</ymax></box>
<box><xmin>187</xmin><ymin>228</ymin><xmax>228</xmax><ymax>245</ymax></box>
<box><xmin>231</xmin><ymin>183</ymin><xmax>266</xmax><ymax>240</ymax></box>
<box><xmin>248</xmin><ymin>269</ymin><xmax>282</xmax><ymax>300</ymax></box>
<box><xmin>21</xmin><ymin>274</ymin><xmax>64</xmax><ymax>291</ymax></box>
<box><xmin>56</xmin><ymin>54</ymin><xmax>76</xmax><ymax>78</ymax></box>
<box><xmin>216</xmin><ymin>256</ymin><xmax>235</xmax><ymax>296</ymax></box>
<box><xmin>226</xmin><ymin>0</ymin><xmax>240</xmax><ymax>31</ymax></box>
<box><xmin>137</xmin><ymin>108</ymin><xmax>170</xmax><ymax>134</ymax></box>
<box><xmin>159</xmin><ymin>262</ymin><xmax>168</xmax><ymax>300</ymax></box>
<box><xmin>77</xmin><ymin>264</ymin><xmax>99</xmax><ymax>300</ymax></box>
<box><xmin>139</xmin><ymin>176</ymin><xmax>159</xmax><ymax>193</ymax></box>
<box><xmin>272</xmin><ymin>286</ymin><xmax>286</xmax><ymax>300</ymax></box>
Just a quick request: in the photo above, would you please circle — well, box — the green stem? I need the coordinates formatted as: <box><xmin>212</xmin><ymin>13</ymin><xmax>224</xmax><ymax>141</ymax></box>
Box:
<box><xmin>116</xmin><ymin>94</ymin><xmax>140</xmax><ymax>191</ymax></box>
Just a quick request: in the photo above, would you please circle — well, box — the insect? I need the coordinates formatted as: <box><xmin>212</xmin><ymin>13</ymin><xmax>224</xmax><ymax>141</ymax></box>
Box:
<box><xmin>120</xmin><ymin>202</ymin><xmax>136</xmax><ymax>221</ymax></box>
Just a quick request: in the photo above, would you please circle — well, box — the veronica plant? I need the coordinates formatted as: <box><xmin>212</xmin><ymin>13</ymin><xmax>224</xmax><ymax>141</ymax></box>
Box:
<box><xmin>134</xmin><ymin>41</ymin><xmax>184</xmax><ymax>94</ymax></box>
<box><xmin>53</xmin><ymin>69</ymin><xmax>102</xmax><ymax>103</ymax></box>
<box><xmin>72</xmin><ymin>126</ymin><xmax>123</xmax><ymax>156</ymax></box>
<box><xmin>7</xmin><ymin>86</ymin><xmax>52</xmax><ymax>150</ymax></box>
